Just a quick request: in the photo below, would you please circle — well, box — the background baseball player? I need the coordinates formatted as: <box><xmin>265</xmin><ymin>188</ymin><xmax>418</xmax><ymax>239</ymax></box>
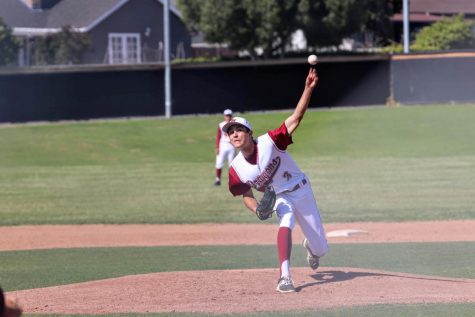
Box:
<box><xmin>223</xmin><ymin>68</ymin><xmax>328</xmax><ymax>293</ymax></box>
<box><xmin>214</xmin><ymin>109</ymin><xmax>235</xmax><ymax>186</ymax></box>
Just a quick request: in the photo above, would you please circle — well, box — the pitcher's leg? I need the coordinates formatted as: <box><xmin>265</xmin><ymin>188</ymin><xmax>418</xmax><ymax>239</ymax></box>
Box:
<box><xmin>274</xmin><ymin>197</ymin><xmax>296</xmax><ymax>292</ymax></box>
<box><xmin>277</xmin><ymin>226</ymin><xmax>292</xmax><ymax>277</ymax></box>
<box><xmin>275</xmin><ymin>198</ymin><xmax>295</xmax><ymax>277</ymax></box>
<box><xmin>293</xmin><ymin>187</ymin><xmax>328</xmax><ymax>257</ymax></box>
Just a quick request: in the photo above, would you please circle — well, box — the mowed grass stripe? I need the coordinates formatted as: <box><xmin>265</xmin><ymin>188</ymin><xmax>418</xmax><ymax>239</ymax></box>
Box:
<box><xmin>1</xmin><ymin>104</ymin><xmax>474</xmax><ymax>225</ymax></box>
<box><xmin>0</xmin><ymin>163</ymin><xmax>244</xmax><ymax>224</ymax></box>
<box><xmin>2</xmin><ymin>104</ymin><xmax>473</xmax><ymax>166</ymax></box>
<box><xmin>1</xmin><ymin>156</ymin><xmax>474</xmax><ymax>224</ymax></box>
<box><xmin>1</xmin><ymin>242</ymin><xmax>474</xmax><ymax>291</ymax></box>
<box><xmin>25</xmin><ymin>303</ymin><xmax>475</xmax><ymax>317</ymax></box>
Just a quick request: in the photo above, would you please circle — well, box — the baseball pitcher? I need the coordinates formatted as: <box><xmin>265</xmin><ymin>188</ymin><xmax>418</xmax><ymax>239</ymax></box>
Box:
<box><xmin>223</xmin><ymin>68</ymin><xmax>328</xmax><ymax>293</ymax></box>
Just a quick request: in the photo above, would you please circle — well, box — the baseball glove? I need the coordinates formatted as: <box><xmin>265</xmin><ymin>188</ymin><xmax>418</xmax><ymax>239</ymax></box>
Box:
<box><xmin>256</xmin><ymin>186</ymin><xmax>276</xmax><ymax>221</ymax></box>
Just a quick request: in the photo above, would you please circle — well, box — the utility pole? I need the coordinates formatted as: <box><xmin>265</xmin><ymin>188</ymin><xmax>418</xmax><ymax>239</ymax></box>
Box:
<box><xmin>164</xmin><ymin>0</ymin><xmax>172</xmax><ymax>118</ymax></box>
<box><xmin>403</xmin><ymin>0</ymin><xmax>410</xmax><ymax>54</ymax></box>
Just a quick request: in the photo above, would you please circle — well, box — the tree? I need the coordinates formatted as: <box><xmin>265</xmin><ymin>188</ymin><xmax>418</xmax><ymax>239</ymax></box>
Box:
<box><xmin>52</xmin><ymin>26</ymin><xmax>91</xmax><ymax>64</ymax></box>
<box><xmin>175</xmin><ymin>0</ymin><xmax>203</xmax><ymax>33</ymax></box>
<box><xmin>412</xmin><ymin>14</ymin><xmax>474</xmax><ymax>51</ymax></box>
<box><xmin>35</xmin><ymin>26</ymin><xmax>90</xmax><ymax>65</ymax></box>
<box><xmin>298</xmin><ymin>0</ymin><xmax>400</xmax><ymax>48</ymax></box>
<box><xmin>177</xmin><ymin>0</ymin><xmax>301</xmax><ymax>58</ymax></box>
<box><xmin>198</xmin><ymin>0</ymin><xmax>261</xmax><ymax>57</ymax></box>
<box><xmin>0</xmin><ymin>17</ymin><xmax>20</xmax><ymax>66</ymax></box>
<box><xmin>35</xmin><ymin>33</ymin><xmax>56</xmax><ymax>65</ymax></box>
<box><xmin>177</xmin><ymin>0</ymin><xmax>399</xmax><ymax>57</ymax></box>
<box><xmin>251</xmin><ymin>0</ymin><xmax>301</xmax><ymax>57</ymax></box>
<box><xmin>363</xmin><ymin>0</ymin><xmax>401</xmax><ymax>47</ymax></box>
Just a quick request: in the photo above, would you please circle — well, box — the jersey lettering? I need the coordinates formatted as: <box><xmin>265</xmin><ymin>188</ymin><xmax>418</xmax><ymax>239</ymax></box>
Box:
<box><xmin>246</xmin><ymin>157</ymin><xmax>280</xmax><ymax>190</ymax></box>
<box><xmin>228</xmin><ymin>122</ymin><xmax>305</xmax><ymax>196</ymax></box>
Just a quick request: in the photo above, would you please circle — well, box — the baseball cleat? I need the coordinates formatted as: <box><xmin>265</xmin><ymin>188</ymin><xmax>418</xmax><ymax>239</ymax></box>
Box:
<box><xmin>214</xmin><ymin>180</ymin><xmax>221</xmax><ymax>186</ymax></box>
<box><xmin>303</xmin><ymin>238</ymin><xmax>320</xmax><ymax>270</ymax></box>
<box><xmin>276</xmin><ymin>275</ymin><xmax>295</xmax><ymax>293</ymax></box>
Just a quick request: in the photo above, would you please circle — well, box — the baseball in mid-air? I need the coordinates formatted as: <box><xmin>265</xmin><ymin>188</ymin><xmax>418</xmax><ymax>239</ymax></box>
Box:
<box><xmin>307</xmin><ymin>54</ymin><xmax>318</xmax><ymax>65</ymax></box>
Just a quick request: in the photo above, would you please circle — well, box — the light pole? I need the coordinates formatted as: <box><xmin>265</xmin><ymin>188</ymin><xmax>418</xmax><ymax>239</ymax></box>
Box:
<box><xmin>163</xmin><ymin>0</ymin><xmax>172</xmax><ymax>118</ymax></box>
<box><xmin>403</xmin><ymin>0</ymin><xmax>410</xmax><ymax>54</ymax></box>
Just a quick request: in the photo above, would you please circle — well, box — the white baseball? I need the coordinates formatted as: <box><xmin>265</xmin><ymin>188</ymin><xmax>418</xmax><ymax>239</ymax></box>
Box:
<box><xmin>307</xmin><ymin>54</ymin><xmax>318</xmax><ymax>65</ymax></box>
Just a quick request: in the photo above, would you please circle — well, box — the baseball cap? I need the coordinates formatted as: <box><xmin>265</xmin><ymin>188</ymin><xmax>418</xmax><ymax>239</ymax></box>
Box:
<box><xmin>222</xmin><ymin>116</ymin><xmax>252</xmax><ymax>133</ymax></box>
<box><xmin>223</xmin><ymin>109</ymin><xmax>233</xmax><ymax>116</ymax></box>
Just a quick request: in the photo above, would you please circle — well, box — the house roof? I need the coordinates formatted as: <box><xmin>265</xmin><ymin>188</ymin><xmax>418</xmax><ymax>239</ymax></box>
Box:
<box><xmin>0</xmin><ymin>0</ymin><xmax>182</xmax><ymax>35</ymax></box>
<box><xmin>391</xmin><ymin>13</ymin><xmax>444</xmax><ymax>23</ymax></box>
<box><xmin>410</xmin><ymin>0</ymin><xmax>475</xmax><ymax>15</ymax></box>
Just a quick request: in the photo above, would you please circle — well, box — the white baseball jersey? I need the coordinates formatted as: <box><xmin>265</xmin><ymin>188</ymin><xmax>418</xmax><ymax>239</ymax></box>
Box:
<box><xmin>228</xmin><ymin>121</ymin><xmax>329</xmax><ymax>260</ymax></box>
<box><xmin>217</xmin><ymin>121</ymin><xmax>231</xmax><ymax>146</ymax></box>
<box><xmin>228</xmin><ymin>122</ymin><xmax>305</xmax><ymax>196</ymax></box>
<box><xmin>216</xmin><ymin>121</ymin><xmax>235</xmax><ymax>169</ymax></box>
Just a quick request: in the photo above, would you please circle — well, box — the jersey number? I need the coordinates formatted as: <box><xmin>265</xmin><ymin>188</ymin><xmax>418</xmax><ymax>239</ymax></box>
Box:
<box><xmin>283</xmin><ymin>171</ymin><xmax>292</xmax><ymax>181</ymax></box>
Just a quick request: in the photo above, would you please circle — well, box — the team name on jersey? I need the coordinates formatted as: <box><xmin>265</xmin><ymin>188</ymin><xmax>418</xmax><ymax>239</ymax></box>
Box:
<box><xmin>246</xmin><ymin>156</ymin><xmax>280</xmax><ymax>190</ymax></box>
<box><xmin>230</xmin><ymin>133</ymin><xmax>304</xmax><ymax>195</ymax></box>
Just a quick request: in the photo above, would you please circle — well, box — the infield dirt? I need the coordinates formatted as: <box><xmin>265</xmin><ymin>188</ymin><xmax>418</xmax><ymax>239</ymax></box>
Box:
<box><xmin>3</xmin><ymin>221</ymin><xmax>475</xmax><ymax>314</ymax></box>
<box><xmin>1</xmin><ymin>220</ymin><xmax>474</xmax><ymax>251</ymax></box>
<box><xmin>10</xmin><ymin>267</ymin><xmax>475</xmax><ymax>314</ymax></box>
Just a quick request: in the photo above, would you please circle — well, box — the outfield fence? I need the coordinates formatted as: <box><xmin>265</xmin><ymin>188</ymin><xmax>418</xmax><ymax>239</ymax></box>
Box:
<box><xmin>0</xmin><ymin>52</ymin><xmax>474</xmax><ymax>123</ymax></box>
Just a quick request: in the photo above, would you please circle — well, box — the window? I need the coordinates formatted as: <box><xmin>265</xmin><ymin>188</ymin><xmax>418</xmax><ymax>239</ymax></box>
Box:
<box><xmin>108</xmin><ymin>33</ymin><xmax>141</xmax><ymax>64</ymax></box>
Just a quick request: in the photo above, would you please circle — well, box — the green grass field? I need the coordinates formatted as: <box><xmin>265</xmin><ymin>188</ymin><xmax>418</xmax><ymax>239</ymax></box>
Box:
<box><xmin>0</xmin><ymin>104</ymin><xmax>474</xmax><ymax>224</ymax></box>
<box><xmin>1</xmin><ymin>242</ymin><xmax>474</xmax><ymax>316</ymax></box>
<box><xmin>1</xmin><ymin>104</ymin><xmax>474</xmax><ymax>317</ymax></box>
<box><xmin>2</xmin><ymin>242</ymin><xmax>474</xmax><ymax>291</ymax></box>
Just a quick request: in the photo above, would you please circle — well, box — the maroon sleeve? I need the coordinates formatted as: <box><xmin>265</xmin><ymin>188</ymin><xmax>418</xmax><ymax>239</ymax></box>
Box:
<box><xmin>216</xmin><ymin>126</ymin><xmax>221</xmax><ymax>149</ymax></box>
<box><xmin>267</xmin><ymin>122</ymin><xmax>293</xmax><ymax>150</ymax></box>
<box><xmin>228</xmin><ymin>167</ymin><xmax>251</xmax><ymax>196</ymax></box>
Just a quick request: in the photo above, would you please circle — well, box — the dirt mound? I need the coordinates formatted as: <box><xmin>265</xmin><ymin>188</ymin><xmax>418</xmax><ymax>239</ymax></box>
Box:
<box><xmin>11</xmin><ymin>267</ymin><xmax>475</xmax><ymax>314</ymax></box>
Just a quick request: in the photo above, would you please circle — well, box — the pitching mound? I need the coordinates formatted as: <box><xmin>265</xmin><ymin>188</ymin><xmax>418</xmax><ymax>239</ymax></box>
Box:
<box><xmin>11</xmin><ymin>267</ymin><xmax>475</xmax><ymax>314</ymax></box>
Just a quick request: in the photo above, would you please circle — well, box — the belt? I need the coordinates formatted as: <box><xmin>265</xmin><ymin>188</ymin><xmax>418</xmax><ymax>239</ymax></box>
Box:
<box><xmin>284</xmin><ymin>178</ymin><xmax>307</xmax><ymax>193</ymax></box>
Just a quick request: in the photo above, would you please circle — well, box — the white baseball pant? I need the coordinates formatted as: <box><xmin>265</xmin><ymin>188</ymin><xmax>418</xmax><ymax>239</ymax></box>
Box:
<box><xmin>275</xmin><ymin>178</ymin><xmax>328</xmax><ymax>257</ymax></box>
<box><xmin>216</xmin><ymin>143</ymin><xmax>235</xmax><ymax>169</ymax></box>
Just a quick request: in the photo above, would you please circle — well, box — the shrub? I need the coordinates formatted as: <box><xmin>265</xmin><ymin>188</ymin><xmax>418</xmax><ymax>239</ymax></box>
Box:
<box><xmin>381</xmin><ymin>41</ymin><xmax>404</xmax><ymax>53</ymax></box>
<box><xmin>411</xmin><ymin>14</ymin><xmax>474</xmax><ymax>51</ymax></box>
<box><xmin>35</xmin><ymin>26</ymin><xmax>90</xmax><ymax>65</ymax></box>
<box><xmin>0</xmin><ymin>17</ymin><xmax>20</xmax><ymax>66</ymax></box>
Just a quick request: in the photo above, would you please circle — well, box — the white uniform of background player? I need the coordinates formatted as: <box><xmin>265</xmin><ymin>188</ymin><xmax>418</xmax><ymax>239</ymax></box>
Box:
<box><xmin>214</xmin><ymin>109</ymin><xmax>235</xmax><ymax>186</ymax></box>
<box><xmin>223</xmin><ymin>68</ymin><xmax>328</xmax><ymax>293</ymax></box>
